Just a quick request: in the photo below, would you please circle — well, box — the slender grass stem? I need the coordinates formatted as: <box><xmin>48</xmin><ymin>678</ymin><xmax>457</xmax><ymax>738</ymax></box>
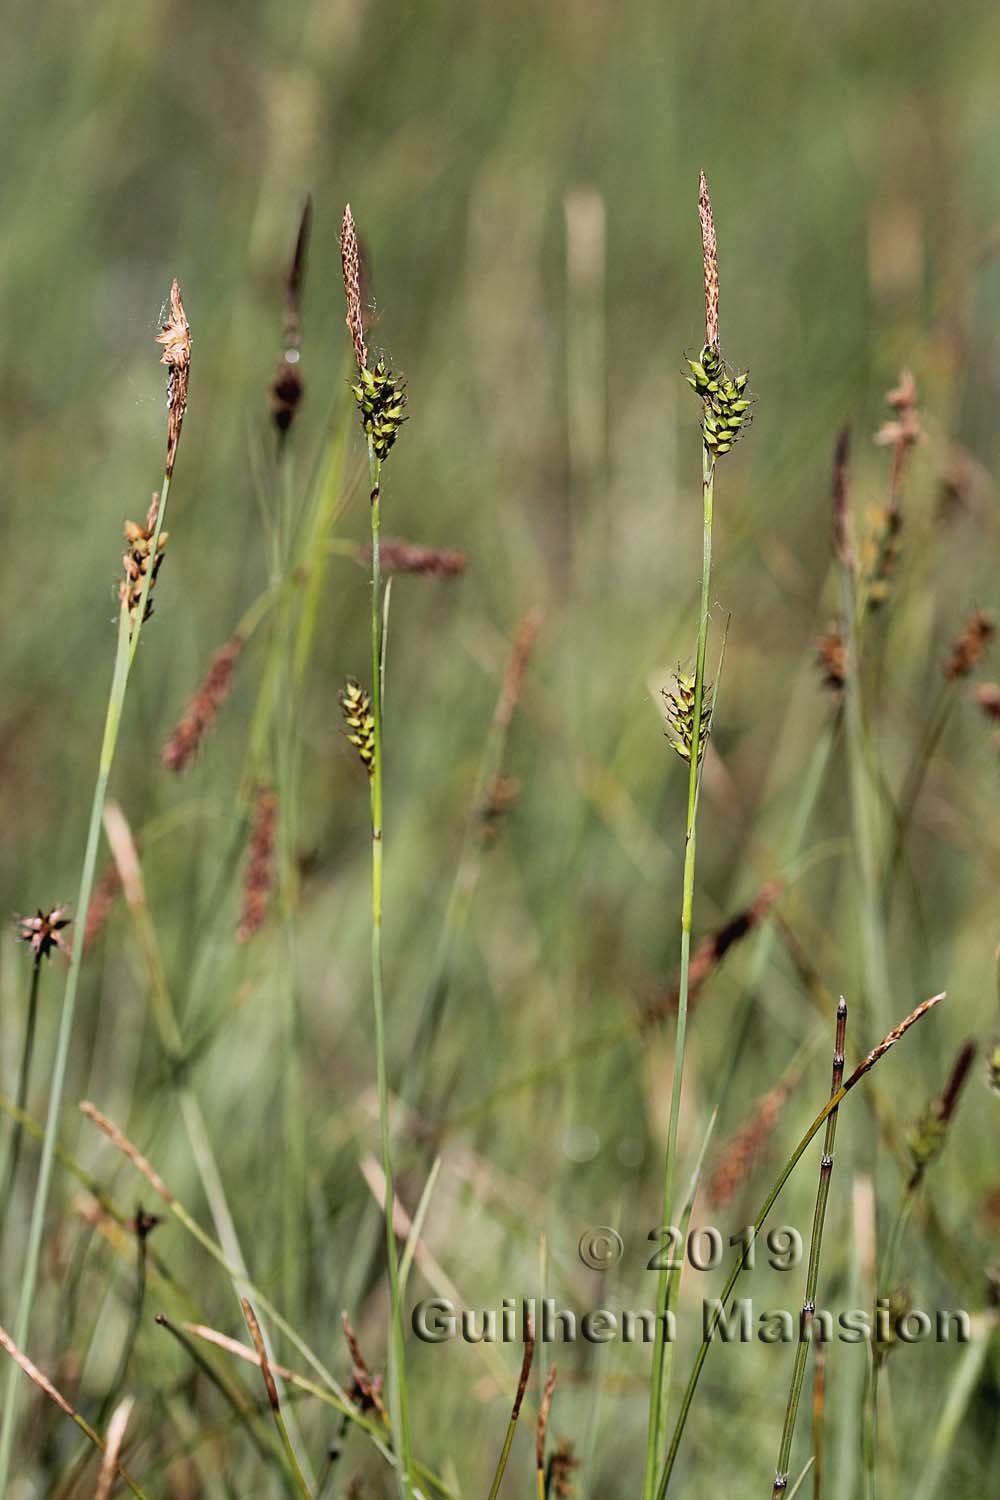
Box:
<box><xmin>643</xmin><ymin>444</ymin><xmax>714</xmax><ymax>1498</ymax></box>
<box><xmin>0</xmin><ymin>452</ymin><xmax>175</xmax><ymax>1484</ymax></box>
<box><xmin>367</xmin><ymin>434</ymin><xmax>413</xmax><ymax>1499</ymax></box>
<box><xmin>0</xmin><ymin>957</ymin><xmax>43</xmax><ymax>1231</ymax></box>
<box><xmin>653</xmin><ymin>992</ymin><xmax>944</xmax><ymax>1499</ymax></box>
<box><xmin>770</xmin><ymin>999</ymin><xmax>848</xmax><ymax>1494</ymax></box>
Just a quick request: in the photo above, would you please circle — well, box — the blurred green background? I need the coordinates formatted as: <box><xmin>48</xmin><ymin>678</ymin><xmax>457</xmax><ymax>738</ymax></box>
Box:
<box><xmin>2</xmin><ymin>0</ymin><xmax>1000</xmax><ymax>1494</ymax></box>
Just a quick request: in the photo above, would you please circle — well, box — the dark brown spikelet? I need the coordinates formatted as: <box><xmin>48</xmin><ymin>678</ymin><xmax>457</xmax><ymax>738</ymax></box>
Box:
<box><xmin>547</xmin><ymin>1438</ymin><xmax>579</xmax><ymax>1500</ymax></box>
<box><xmin>155</xmin><ymin>278</ymin><xmax>191</xmax><ymax>479</ymax></box>
<box><xmin>816</xmin><ymin>622</ymin><xmax>847</xmax><ymax>699</ymax></box>
<box><xmin>642</xmin><ymin>880</ymin><xmax>782</xmax><ymax>1026</ymax></box>
<box><xmin>342</xmin><ymin>1313</ymin><xmax>387</xmax><ymax>1421</ymax></box>
<box><xmin>236</xmin><ymin>788</ymin><xmax>278</xmax><ymax>943</ymax></box>
<box><xmin>341</xmin><ymin>205</ymin><xmax>367</xmax><ymax>373</ymax></box>
<box><xmin>162</xmin><ymin>633</ymin><xmax>244</xmax><ymax>773</ymax></box>
<box><xmin>905</xmin><ymin>1040</ymin><xmax>977</xmax><ymax>1183</ymax></box>
<box><xmin>83</xmin><ymin>861</ymin><xmax>122</xmax><ymax>953</ymax></box>
<box><xmin>478</xmin><ymin>773</ymin><xmax>521</xmax><ymax>846</ymax></box>
<box><xmin>15</xmin><ymin>906</ymin><xmax>72</xmax><ymax>963</ymax></box>
<box><xmin>707</xmin><ymin>1070</ymin><xmax>800</xmax><ymax>1208</ymax></box>
<box><xmin>360</xmin><ymin>539</ymin><xmax>467</xmax><ymax>579</ymax></box>
<box><xmin>944</xmin><ymin>608</ymin><xmax>995</xmax><ymax>681</ymax></box>
<box><xmin>271</xmin><ymin>196</ymin><xmax>312</xmax><ymax>435</ymax></box>
<box><xmin>339</xmin><ymin>679</ymin><xmax>375</xmax><ymax>775</ymax></box>
<box><xmin>120</xmin><ymin>495</ymin><xmax>169</xmax><ymax>623</ymax></box>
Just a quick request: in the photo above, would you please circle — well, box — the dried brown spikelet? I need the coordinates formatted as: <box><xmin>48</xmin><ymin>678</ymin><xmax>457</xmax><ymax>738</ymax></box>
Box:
<box><xmin>944</xmin><ymin>608</ymin><xmax>995</xmax><ymax>681</ymax></box>
<box><xmin>361</xmin><ymin>539</ymin><xmax>467</xmax><ymax>579</ymax></box>
<box><xmin>875</xmin><ymin>368</ymin><xmax>922</xmax><ymax>459</ymax></box>
<box><xmin>271</xmin><ymin>196</ymin><xmax>312</xmax><ymax>435</ymax></box>
<box><xmin>816</xmin><ymin>622</ymin><xmax>847</xmax><ymax>699</ymax></box>
<box><xmin>120</xmin><ymin>494</ymin><xmax>169</xmax><ymax>623</ymax></box>
<box><xmin>155</xmin><ymin>278</ymin><xmax>191</xmax><ymax>478</ymax></box>
<box><xmin>643</xmin><ymin>881</ymin><xmax>781</xmax><ymax>1026</ymax></box>
<box><xmin>83</xmin><ymin>861</ymin><xmax>121</xmax><ymax>953</ymax></box>
<box><xmin>341</xmin><ymin>204</ymin><xmax>367</xmax><ymax>373</ymax></box>
<box><xmin>236</xmin><ymin>788</ymin><xmax>278</xmax><ymax>943</ymax></box>
<box><xmin>976</xmin><ymin>682</ymin><xmax>1000</xmax><ymax>721</ymax></box>
<box><xmin>495</xmin><ymin>609</ymin><xmax>543</xmax><ymax>733</ymax></box>
<box><xmin>15</xmin><ymin>906</ymin><xmax>72</xmax><ymax>962</ymax></box>
<box><xmin>707</xmin><ymin>1072</ymin><xmax>799</xmax><ymax>1208</ymax></box>
<box><xmin>340</xmin><ymin>678</ymin><xmax>375</xmax><ymax>775</ymax></box>
<box><xmin>162</xmin><ymin>633</ymin><xmax>244</xmax><ymax>773</ymax></box>
<box><xmin>342</xmin><ymin>1313</ymin><xmax>387</xmax><ymax>1420</ymax></box>
<box><xmin>547</xmin><ymin>1438</ymin><xmax>579</xmax><ymax>1500</ymax></box>
<box><xmin>478</xmin><ymin>773</ymin><xmax>521</xmax><ymax>846</ymax></box>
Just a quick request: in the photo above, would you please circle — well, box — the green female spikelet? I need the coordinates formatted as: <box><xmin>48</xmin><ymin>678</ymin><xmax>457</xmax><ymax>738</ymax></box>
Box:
<box><xmin>340</xmin><ymin>678</ymin><xmax>375</xmax><ymax>774</ymax></box>
<box><xmin>352</xmin><ymin>358</ymin><xmax>408</xmax><ymax>461</ymax></box>
<box><xmin>685</xmin><ymin>345</ymin><xmax>752</xmax><ymax>456</ymax></box>
<box><xmin>663</xmin><ymin>670</ymin><xmax>713</xmax><ymax>764</ymax></box>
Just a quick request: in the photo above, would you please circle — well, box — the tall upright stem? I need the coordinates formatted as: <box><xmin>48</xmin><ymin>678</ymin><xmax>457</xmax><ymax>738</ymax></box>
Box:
<box><xmin>0</xmin><ymin>463</ymin><xmax>173</xmax><ymax>1485</ymax></box>
<box><xmin>367</xmin><ymin>436</ymin><xmax>413</xmax><ymax>1498</ymax></box>
<box><xmin>643</xmin><ymin>444</ymin><xmax>715</xmax><ymax>1498</ymax></box>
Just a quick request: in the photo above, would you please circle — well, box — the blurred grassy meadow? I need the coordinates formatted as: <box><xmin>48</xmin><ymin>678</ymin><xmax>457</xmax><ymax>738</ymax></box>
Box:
<box><xmin>3</xmin><ymin>0</ymin><xmax>1000</xmax><ymax>1494</ymax></box>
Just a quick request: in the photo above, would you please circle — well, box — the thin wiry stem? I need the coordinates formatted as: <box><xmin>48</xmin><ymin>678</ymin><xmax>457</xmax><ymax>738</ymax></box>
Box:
<box><xmin>771</xmin><ymin>999</ymin><xmax>848</xmax><ymax>1494</ymax></box>
<box><xmin>643</xmin><ymin>442</ymin><xmax>715</xmax><ymax>1498</ymax></box>
<box><xmin>653</xmin><ymin>992</ymin><xmax>944</xmax><ymax>1499</ymax></box>
<box><xmin>368</xmin><ymin>433</ymin><xmax>414</xmax><ymax>1499</ymax></box>
<box><xmin>0</xmin><ymin>958</ymin><xmax>43</xmax><ymax>1231</ymax></box>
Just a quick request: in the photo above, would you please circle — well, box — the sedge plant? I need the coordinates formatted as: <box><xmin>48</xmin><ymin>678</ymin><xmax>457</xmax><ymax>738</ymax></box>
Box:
<box><xmin>339</xmin><ymin>203</ymin><xmax>414</xmax><ymax>1499</ymax></box>
<box><xmin>0</xmin><ymin>281</ymin><xmax>191</xmax><ymax>1489</ymax></box>
<box><xmin>642</xmin><ymin>172</ymin><xmax>754</xmax><ymax>1498</ymax></box>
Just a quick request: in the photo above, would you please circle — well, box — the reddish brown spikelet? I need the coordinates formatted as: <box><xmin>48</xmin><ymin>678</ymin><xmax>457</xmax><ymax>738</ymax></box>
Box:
<box><xmin>271</xmin><ymin>196</ymin><xmax>312</xmax><ymax>435</ymax></box>
<box><xmin>977</xmin><ymin>682</ymin><xmax>1000</xmax><ymax>721</ymax></box>
<box><xmin>537</xmin><ymin>1364</ymin><xmax>557</xmax><ymax>1472</ymax></box>
<box><xmin>707</xmin><ymin>1071</ymin><xmax>799</xmax><ymax>1208</ymax></box>
<box><xmin>698</xmin><ymin>171</ymin><xmax>720</xmax><ymax>351</ymax></box>
<box><xmin>83</xmin><ymin>861</ymin><xmax>122</xmax><ymax>953</ymax></box>
<box><xmin>162</xmin><ymin>633</ymin><xmax>244</xmax><ymax>773</ymax></box>
<box><xmin>495</xmin><ymin>609</ymin><xmax>543</xmax><ymax>734</ymax></box>
<box><xmin>236</xmin><ymin>788</ymin><xmax>278</xmax><ymax>943</ymax></box>
<box><xmin>155</xmin><ymin>278</ymin><xmax>191</xmax><ymax>478</ymax></box>
<box><xmin>816</xmin><ymin>622</ymin><xmax>847</xmax><ymax>699</ymax></box>
<box><xmin>643</xmin><ymin>880</ymin><xmax>782</xmax><ymax>1025</ymax></box>
<box><xmin>361</xmin><ymin>538</ymin><xmax>467</xmax><ymax>579</ymax></box>
<box><xmin>944</xmin><ymin>608</ymin><xmax>995</xmax><ymax>681</ymax></box>
<box><xmin>547</xmin><ymin>1438</ymin><xmax>579</xmax><ymax>1500</ymax></box>
<box><xmin>342</xmin><ymin>1313</ymin><xmax>387</xmax><ymax>1420</ymax></box>
<box><xmin>341</xmin><ymin>204</ymin><xmax>367</xmax><ymax>372</ymax></box>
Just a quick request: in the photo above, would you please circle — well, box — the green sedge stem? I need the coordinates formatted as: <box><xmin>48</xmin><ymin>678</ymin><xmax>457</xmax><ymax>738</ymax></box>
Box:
<box><xmin>367</xmin><ymin>435</ymin><xmax>413</xmax><ymax>1499</ymax></box>
<box><xmin>643</xmin><ymin>444</ymin><xmax>715</xmax><ymax>1498</ymax></box>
